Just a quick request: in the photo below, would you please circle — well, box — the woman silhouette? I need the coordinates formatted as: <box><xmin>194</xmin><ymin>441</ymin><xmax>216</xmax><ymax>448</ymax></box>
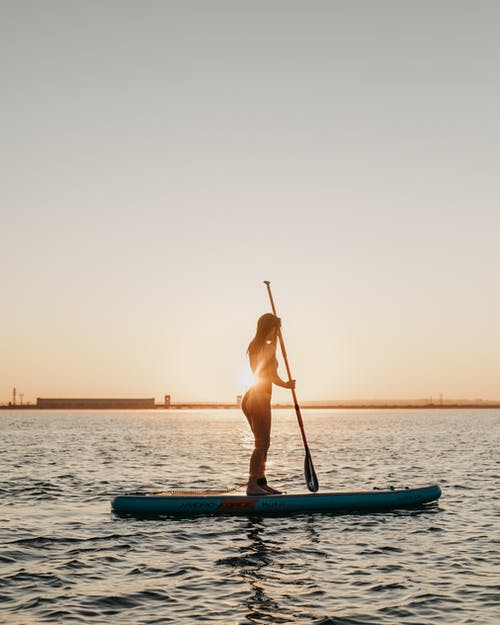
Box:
<box><xmin>241</xmin><ymin>313</ymin><xmax>295</xmax><ymax>495</ymax></box>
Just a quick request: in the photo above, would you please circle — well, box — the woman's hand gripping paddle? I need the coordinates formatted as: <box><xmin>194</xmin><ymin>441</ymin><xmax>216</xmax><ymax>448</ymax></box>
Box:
<box><xmin>264</xmin><ymin>281</ymin><xmax>319</xmax><ymax>493</ymax></box>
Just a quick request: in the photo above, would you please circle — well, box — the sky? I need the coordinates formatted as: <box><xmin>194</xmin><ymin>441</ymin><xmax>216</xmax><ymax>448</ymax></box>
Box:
<box><xmin>1</xmin><ymin>1</ymin><xmax>499</xmax><ymax>404</ymax></box>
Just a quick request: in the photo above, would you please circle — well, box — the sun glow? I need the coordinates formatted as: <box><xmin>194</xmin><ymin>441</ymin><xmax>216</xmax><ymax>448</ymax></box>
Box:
<box><xmin>237</xmin><ymin>364</ymin><xmax>254</xmax><ymax>393</ymax></box>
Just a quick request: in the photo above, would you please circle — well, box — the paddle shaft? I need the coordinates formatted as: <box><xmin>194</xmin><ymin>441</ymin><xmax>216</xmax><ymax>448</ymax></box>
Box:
<box><xmin>264</xmin><ymin>281</ymin><xmax>319</xmax><ymax>492</ymax></box>
<box><xmin>263</xmin><ymin>281</ymin><xmax>308</xmax><ymax>449</ymax></box>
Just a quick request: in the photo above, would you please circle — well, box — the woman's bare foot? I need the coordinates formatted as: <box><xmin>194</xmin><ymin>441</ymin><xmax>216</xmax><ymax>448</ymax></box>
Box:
<box><xmin>246</xmin><ymin>483</ymin><xmax>269</xmax><ymax>496</ymax></box>
<box><xmin>263</xmin><ymin>484</ymin><xmax>282</xmax><ymax>495</ymax></box>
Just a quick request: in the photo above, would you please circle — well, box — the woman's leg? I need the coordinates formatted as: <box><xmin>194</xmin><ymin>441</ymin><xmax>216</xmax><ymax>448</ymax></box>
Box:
<box><xmin>242</xmin><ymin>392</ymin><xmax>271</xmax><ymax>494</ymax></box>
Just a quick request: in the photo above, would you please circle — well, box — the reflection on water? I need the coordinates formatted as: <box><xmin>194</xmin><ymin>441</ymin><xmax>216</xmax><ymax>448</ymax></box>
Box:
<box><xmin>215</xmin><ymin>519</ymin><xmax>279</xmax><ymax>623</ymax></box>
<box><xmin>240</xmin><ymin>519</ymin><xmax>283</xmax><ymax>623</ymax></box>
<box><xmin>0</xmin><ymin>409</ymin><xmax>498</xmax><ymax>624</ymax></box>
<box><xmin>217</xmin><ymin>516</ymin><xmax>319</xmax><ymax>624</ymax></box>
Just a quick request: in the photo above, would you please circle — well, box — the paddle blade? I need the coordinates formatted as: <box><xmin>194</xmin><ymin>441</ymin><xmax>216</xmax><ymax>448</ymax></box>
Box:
<box><xmin>304</xmin><ymin>446</ymin><xmax>319</xmax><ymax>492</ymax></box>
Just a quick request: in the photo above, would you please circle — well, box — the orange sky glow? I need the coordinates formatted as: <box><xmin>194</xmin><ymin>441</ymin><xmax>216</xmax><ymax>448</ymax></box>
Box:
<box><xmin>1</xmin><ymin>2</ymin><xmax>499</xmax><ymax>404</ymax></box>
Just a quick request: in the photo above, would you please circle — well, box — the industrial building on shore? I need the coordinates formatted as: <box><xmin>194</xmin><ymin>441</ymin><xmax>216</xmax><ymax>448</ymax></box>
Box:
<box><xmin>36</xmin><ymin>397</ymin><xmax>155</xmax><ymax>409</ymax></box>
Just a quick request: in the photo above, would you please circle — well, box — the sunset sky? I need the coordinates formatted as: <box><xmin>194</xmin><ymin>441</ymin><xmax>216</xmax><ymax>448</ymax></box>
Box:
<box><xmin>1</xmin><ymin>1</ymin><xmax>499</xmax><ymax>404</ymax></box>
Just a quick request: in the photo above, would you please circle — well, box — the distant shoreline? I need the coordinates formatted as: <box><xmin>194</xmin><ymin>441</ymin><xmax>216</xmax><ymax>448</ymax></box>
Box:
<box><xmin>2</xmin><ymin>402</ymin><xmax>499</xmax><ymax>410</ymax></box>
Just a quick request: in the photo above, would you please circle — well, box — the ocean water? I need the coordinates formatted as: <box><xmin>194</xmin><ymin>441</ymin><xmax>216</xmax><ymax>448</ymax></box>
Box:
<box><xmin>0</xmin><ymin>408</ymin><xmax>498</xmax><ymax>625</ymax></box>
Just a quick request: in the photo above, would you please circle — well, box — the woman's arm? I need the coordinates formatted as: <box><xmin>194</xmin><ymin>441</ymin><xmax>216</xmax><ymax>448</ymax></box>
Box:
<box><xmin>272</xmin><ymin>373</ymin><xmax>296</xmax><ymax>390</ymax></box>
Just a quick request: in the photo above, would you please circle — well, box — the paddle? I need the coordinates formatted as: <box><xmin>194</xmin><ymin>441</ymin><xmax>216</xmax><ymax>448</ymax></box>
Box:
<box><xmin>264</xmin><ymin>280</ymin><xmax>319</xmax><ymax>493</ymax></box>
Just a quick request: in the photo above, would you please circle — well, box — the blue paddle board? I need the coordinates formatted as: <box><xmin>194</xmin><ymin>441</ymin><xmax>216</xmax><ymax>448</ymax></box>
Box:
<box><xmin>111</xmin><ymin>484</ymin><xmax>441</xmax><ymax>516</ymax></box>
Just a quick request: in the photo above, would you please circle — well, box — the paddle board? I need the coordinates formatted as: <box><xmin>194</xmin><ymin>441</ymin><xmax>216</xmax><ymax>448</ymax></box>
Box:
<box><xmin>111</xmin><ymin>484</ymin><xmax>441</xmax><ymax>516</ymax></box>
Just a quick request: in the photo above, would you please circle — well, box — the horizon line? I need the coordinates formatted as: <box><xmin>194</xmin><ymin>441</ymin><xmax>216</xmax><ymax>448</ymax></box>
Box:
<box><xmin>2</xmin><ymin>396</ymin><xmax>500</xmax><ymax>410</ymax></box>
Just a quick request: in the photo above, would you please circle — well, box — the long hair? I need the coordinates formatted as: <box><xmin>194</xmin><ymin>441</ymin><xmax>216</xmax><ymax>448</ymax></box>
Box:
<box><xmin>247</xmin><ymin>313</ymin><xmax>281</xmax><ymax>355</ymax></box>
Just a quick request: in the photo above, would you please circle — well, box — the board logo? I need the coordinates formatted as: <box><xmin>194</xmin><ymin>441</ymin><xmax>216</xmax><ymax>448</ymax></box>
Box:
<box><xmin>217</xmin><ymin>498</ymin><xmax>258</xmax><ymax>511</ymax></box>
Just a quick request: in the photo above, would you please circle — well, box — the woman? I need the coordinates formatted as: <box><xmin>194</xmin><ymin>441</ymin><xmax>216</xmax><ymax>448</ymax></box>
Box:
<box><xmin>242</xmin><ymin>313</ymin><xmax>295</xmax><ymax>495</ymax></box>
